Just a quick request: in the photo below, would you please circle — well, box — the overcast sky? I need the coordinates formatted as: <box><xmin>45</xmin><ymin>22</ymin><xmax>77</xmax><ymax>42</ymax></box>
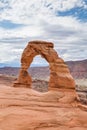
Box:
<box><xmin>0</xmin><ymin>0</ymin><xmax>87</xmax><ymax>67</ymax></box>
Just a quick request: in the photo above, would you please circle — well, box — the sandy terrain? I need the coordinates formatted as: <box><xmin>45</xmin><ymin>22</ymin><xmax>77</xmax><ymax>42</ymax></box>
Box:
<box><xmin>0</xmin><ymin>75</ymin><xmax>87</xmax><ymax>130</ymax></box>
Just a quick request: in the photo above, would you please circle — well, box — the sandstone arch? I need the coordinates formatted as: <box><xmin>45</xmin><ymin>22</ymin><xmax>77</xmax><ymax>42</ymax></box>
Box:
<box><xmin>13</xmin><ymin>40</ymin><xmax>75</xmax><ymax>89</ymax></box>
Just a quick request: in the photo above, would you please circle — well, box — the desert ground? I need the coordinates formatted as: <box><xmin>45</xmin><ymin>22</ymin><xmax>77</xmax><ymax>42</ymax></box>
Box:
<box><xmin>0</xmin><ymin>73</ymin><xmax>87</xmax><ymax>130</ymax></box>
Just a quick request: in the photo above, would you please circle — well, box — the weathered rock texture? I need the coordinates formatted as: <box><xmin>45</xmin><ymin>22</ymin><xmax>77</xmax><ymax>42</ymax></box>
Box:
<box><xmin>0</xmin><ymin>85</ymin><xmax>87</xmax><ymax>130</ymax></box>
<box><xmin>13</xmin><ymin>40</ymin><xmax>75</xmax><ymax>89</ymax></box>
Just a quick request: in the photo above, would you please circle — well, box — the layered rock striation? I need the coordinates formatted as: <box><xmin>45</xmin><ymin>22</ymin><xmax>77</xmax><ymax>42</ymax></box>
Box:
<box><xmin>13</xmin><ymin>40</ymin><xmax>75</xmax><ymax>89</ymax></box>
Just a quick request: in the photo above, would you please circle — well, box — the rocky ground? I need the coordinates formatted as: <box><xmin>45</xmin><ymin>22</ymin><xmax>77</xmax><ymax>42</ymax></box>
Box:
<box><xmin>75</xmin><ymin>79</ymin><xmax>87</xmax><ymax>104</ymax></box>
<box><xmin>0</xmin><ymin>74</ymin><xmax>87</xmax><ymax>104</ymax></box>
<box><xmin>0</xmin><ymin>75</ymin><xmax>87</xmax><ymax>130</ymax></box>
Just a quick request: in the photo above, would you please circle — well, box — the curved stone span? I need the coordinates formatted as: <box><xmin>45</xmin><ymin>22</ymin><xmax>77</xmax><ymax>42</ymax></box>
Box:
<box><xmin>13</xmin><ymin>40</ymin><xmax>75</xmax><ymax>89</ymax></box>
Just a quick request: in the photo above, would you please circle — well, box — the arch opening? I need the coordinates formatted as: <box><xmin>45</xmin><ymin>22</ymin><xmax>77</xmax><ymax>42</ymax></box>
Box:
<box><xmin>28</xmin><ymin>55</ymin><xmax>50</xmax><ymax>92</ymax></box>
<box><xmin>13</xmin><ymin>40</ymin><xmax>75</xmax><ymax>90</ymax></box>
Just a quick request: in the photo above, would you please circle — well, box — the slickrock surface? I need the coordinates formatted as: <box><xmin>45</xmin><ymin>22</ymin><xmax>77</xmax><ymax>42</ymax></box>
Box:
<box><xmin>13</xmin><ymin>40</ymin><xmax>75</xmax><ymax>89</ymax></box>
<box><xmin>0</xmin><ymin>84</ymin><xmax>87</xmax><ymax>130</ymax></box>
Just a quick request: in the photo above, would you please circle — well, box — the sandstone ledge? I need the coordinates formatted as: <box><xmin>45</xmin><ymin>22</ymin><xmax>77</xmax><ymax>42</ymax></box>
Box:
<box><xmin>0</xmin><ymin>85</ymin><xmax>87</xmax><ymax>130</ymax></box>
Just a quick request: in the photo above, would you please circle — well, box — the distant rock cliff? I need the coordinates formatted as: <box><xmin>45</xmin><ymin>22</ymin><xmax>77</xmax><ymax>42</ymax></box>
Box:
<box><xmin>0</xmin><ymin>59</ymin><xmax>87</xmax><ymax>79</ymax></box>
<box><xmin>66</xmin><ymin>59</ymin><xmax>87</xmax><ymax>79</ymax></box>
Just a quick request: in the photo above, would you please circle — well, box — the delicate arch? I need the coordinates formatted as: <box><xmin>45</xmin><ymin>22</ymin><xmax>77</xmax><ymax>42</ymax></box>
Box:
<box><xmin>13</xmin><ymin>41</ymin><xmax>75</xmax><ymax>90</ymax></box>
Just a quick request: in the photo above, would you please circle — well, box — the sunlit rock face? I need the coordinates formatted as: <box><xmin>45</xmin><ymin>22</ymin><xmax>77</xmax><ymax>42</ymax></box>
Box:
<box><xmin>13</xmin><ymin>40</ymin><xmax>75</xmax><ymax>89</ymax></box>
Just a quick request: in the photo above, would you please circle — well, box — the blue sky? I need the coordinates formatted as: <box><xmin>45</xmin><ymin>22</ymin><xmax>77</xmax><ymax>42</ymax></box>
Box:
<box><xmin>0</xmin><ymin>0</ymin><xmax>87</xmax><ymax>67</ymax></box>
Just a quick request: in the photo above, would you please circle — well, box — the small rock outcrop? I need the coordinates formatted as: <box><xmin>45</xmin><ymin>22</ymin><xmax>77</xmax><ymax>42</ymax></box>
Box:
<box><xmin>13</xmin><ymin>40</ymin><xmax>75</xmax><ymax>89</ymax></box>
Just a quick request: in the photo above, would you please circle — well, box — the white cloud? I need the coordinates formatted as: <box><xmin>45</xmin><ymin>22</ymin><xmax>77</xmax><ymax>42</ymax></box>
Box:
<box><xmin>0</xmin><ymin>1</ymin><xmax>5</xmax><ymax>8</ymax></box>
<box><xmin>56</xmin><ymin>0</ymin><xmax>86</xmax><ymax>11</ymax></box>
<box><xmin>0</xmin><ymin>0</ymin><xmax>86</xmax><ymax>23</ymax></box>
<box><xmin>0</xmin><ymin>43</ymin><xmax>17</xmax><ymax>62</ymax></box>
<box><xmin>0</xmin><ymin>0</ymin><xmax>87</xmax><ymax>66</ymax></box>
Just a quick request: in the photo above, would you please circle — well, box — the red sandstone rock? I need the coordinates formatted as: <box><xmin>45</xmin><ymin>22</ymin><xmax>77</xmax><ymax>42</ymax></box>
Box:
<box><xmin>0</xmin><ymin>84</ymin><xmax>87</xmax><ymax>130</ymax></box>
<box><xmin>13</xmin><ymin>40</ymin><xmax>75</xmax><ymax>89</ymax></box>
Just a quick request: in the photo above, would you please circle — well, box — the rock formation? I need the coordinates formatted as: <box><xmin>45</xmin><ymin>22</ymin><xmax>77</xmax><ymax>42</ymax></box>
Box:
<box><xmin>1</xmin><ymin>40</ymin><xmax>87</xmax><ymax>130</ymax></box>
<box><xmin>0</xmin><ymin>84</ymin><xmax>87</xmax><ymax>130</ymax></box>
<box><xmin>13</xmin><ymin>40</ymin><xmax>75</xmax><ymax>89</ymax></box>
